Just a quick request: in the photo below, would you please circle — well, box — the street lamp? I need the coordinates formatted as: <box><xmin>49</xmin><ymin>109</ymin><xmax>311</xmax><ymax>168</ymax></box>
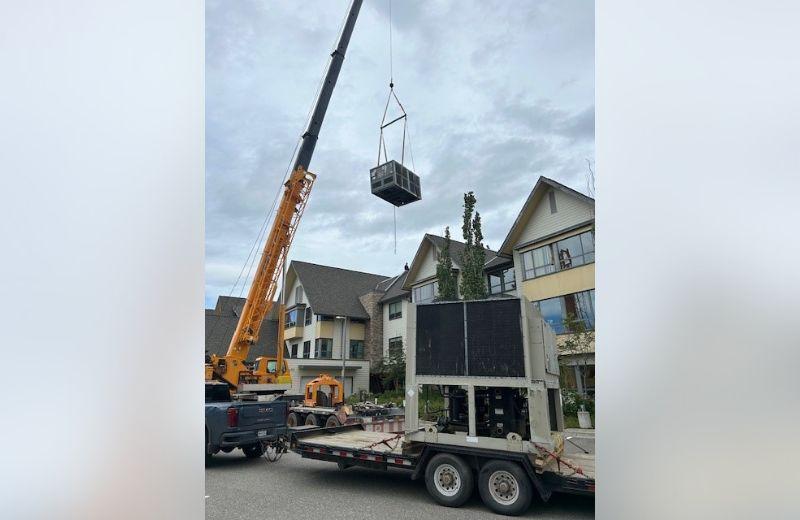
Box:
<box><xmin>335</xmin><ymin>315</ymin><xmax>347</xmax><ymax>395</ymax></box>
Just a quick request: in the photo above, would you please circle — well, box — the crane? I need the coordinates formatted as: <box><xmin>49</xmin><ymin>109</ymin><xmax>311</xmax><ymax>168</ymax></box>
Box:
<box><xmin>207</xmin><ymin>0</ymin><xmax>364</xmax><ymax>394</ymax></box>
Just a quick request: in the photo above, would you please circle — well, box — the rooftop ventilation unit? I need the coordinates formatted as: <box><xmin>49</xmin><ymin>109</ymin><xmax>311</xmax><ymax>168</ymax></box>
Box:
<box><xmin>369</xmin><ymin>160</ymin><xmax>421</xmax><ymax>206</ymax></box>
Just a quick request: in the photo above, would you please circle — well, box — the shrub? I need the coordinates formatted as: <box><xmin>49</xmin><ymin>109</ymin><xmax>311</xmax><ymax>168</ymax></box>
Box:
<box><xmin>561</xmin><ymin>390</ymin><xmax>594</xmax><ymax>416</ymax></box>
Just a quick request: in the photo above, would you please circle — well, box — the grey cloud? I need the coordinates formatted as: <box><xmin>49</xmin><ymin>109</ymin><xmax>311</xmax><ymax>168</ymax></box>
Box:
<box><xmin>206</xmin><ymin>0</ymin><xmax>594</xmax><ymax>303</ymax></box>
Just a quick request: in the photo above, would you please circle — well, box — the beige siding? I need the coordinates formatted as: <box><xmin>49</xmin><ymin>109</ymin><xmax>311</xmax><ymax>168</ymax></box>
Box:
<box><xmin>382</xmin><ymin>298</ymin><xmax>408</xmax><ymax>356</ymax></box>
<box><xmin>285</xmin><ymin>275</ymin><xmax>304</xmax><ymax>308</ymax></box>
<box><xmin>518</xmin><ymin>189</ymin><xmax>593</xmax><ymax>246</ymax></box>
<box><xmin>414</xmin><ymin>242</ymin><xmax>438</xmax><ymax>283</ymax></box>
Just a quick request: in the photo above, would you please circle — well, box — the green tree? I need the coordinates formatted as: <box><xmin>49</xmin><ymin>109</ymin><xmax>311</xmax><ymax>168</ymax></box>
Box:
<box><xmin>436</xmin><ymin>226</ymin><xmax>458</xmax><ymax>301</ymax></box>
<box><xmin>377</xmin><ymin>346</ymin><xmax>406</xmax><ymax>391</ymax></box>
<box><xmin>459</xmin><ymin>192</ymin><xmax>488</xmax><ymax>300</ymax></box>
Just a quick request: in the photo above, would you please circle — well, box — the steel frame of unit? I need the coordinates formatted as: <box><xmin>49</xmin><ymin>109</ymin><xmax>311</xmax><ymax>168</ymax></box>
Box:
<box><xmin>403</xmin><ymin>297</ymin><xmax>564</xmax><ymax>453</ymax></box>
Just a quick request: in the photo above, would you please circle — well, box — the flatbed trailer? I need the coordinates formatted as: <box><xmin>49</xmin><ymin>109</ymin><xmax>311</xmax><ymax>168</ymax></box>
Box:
<box><xmin>290</xmin><ymin>424</ymin><xmax>594</xmax><ymax>516</ymax></box>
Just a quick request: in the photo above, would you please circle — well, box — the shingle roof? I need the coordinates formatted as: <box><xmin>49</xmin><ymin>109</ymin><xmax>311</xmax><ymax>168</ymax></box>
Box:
<box><xmin>403</xmin><ymin>234</ymin><xmax>502</xmax><ymax>290</ymax></box>
<box><xmin>484</xmin><ymin>254</ymin><xmax>513</xmax><ymax>271</ymax></box>
<box><xmin>379</xmin><ymin>270</ymin><xmax>410</xmax><ymax>303</ymax></box>
<box><xmin>291</xmin><ymin>261</ymin><xmax>391</xmax><ymax>319</ymax></box>
<box><xmin>425</xmin><ymin>233</ymin><xmax>501</xmax><ymax>269</ymax></box>
<box><xmin>205</xmin><ymin>296</ymin><xmax>279</xmax><ymax>360</ymax></box>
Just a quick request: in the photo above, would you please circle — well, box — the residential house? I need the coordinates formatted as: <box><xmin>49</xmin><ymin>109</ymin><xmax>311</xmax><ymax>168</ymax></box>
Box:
<box><xmin>498</xmin><ymin>177</ymin><xmax>595</xmax><ymax>395</ymax></box>
<box><xmin>402</xmin><ymin>233</ymin><xmax>503</xmax><ymax>304</ymax></box>
<box><xmin>378</xmin><ymin>269</ymin><xmax>410</xmax><ymax>360</ymax></box>
<box><xmin>282</xmin><ymin>261</ymin><xmax>393</xmax><ymax>396</ymax></box>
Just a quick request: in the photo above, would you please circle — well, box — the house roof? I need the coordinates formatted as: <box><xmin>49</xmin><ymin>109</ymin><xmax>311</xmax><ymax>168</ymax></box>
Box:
<box><xmin>205</xmin><ymin>296</ymin><xmax>279</xmax><ymax>360</ymax></box>
<box><xmin>290</xmin><ymin>260</ymin><xmax>391</xmax><ymax>319</ymax></box>
<box><xmin>379</xmin><ymin>270</ymin><xmax>410</xmax><ymax>303</ymax></box>
<box><xmin>403</xmin><ymin>233</ymin><xmax>501</xmax><ymax>289</ymax></box>
<box><xmin>498</xmin><ymin>176</ymin><xmax>594</xmax><ymax>255</ymax></box>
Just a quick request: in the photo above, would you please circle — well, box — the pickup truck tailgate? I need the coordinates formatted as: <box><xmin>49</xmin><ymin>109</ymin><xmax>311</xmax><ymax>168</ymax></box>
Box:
<box><xmin>237</xmin><ymin>401</ymin><xmax>287</xmax><ymax>428</ymax></box>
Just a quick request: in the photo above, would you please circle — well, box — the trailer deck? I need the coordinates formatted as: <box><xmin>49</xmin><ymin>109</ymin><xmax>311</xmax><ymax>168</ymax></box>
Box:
<box><xmin>290</xmin><ymin>424</ymin><xmax>595</xmax><ymax>498</ymax></box>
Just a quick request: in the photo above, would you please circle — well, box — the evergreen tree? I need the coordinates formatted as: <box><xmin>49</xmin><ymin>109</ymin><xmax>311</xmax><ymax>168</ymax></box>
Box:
<box><xmin>459</xmin><ymin>192</ymin><xmax>488</xmax><ymax>300</ymax></box>
<box><xmin>436</xmin><ymin>226</ymin><xmax>457</xmax><ymax>301</ymax></box>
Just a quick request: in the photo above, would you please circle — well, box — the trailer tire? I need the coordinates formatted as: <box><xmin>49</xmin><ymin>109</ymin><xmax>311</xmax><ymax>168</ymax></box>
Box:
<box><xmin>305</xmin><ymin>414</ymin><xmax>320</xmax><ymax>427</ymax></box>
<box><xmin>424</xmin><ymin>453</ymin><xmax>474</xmax><ymax>508</ymax></box>
<box><xmin>478</xmin><ymin>460</ymin><xmax>533</xmax><ymax>516</ymax></box>
<box><xmin>242</xmin><ymin>443</ymin><xmax>264</xmax><ymax>458</ymax></box>
<box><xmin>325</xmin><ymin>415</ymin><xmax>340</xmax><ymax>428</ymax></box>
<box><xmin>286</xmin><ymin>412</ymin><xmax>300</xmax><ymax>428</ymax></box>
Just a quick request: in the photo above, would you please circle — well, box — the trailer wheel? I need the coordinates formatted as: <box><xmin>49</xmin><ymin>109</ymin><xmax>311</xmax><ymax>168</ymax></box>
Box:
<box><xmin>325</xmin><ymin>415</ymin><xmax>340</xmax><ymax>428</ymax></box>
<box><xmin>242</xmin><ymin>443</ymin><xmax>264</xmax><ymax>459</ymax></box>
<box><xmin>424</xmin><ymin>453</ymin><xmax>474</xmax><ymax>507</ymax></box>
<box><xmin>304</xmin><ymin>414</ymin><xmax>319</xmax><ymax>427</ymax></box>
<box><xmin>478</xmin><ymin>460</ymin><xmax>533</xmax><ymax>516</ymax></box>
<box><xmin>286</xmin><ymin>412</ymin><xmax>300</xmax><ymax>428</ymax></box>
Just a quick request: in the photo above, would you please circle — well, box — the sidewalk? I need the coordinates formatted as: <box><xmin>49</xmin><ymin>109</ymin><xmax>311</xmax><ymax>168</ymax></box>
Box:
<box><xmin>564</xmin><ymin>427</ymin><xmax>595</xmax><ymax>439</ymax></box>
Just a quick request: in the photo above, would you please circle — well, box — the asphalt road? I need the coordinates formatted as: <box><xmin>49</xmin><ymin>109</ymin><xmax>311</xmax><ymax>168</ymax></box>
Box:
<box><xmin>205</xmin><ymin>435</ymin><xmax>595</xmax><ymax>519</ymax></box>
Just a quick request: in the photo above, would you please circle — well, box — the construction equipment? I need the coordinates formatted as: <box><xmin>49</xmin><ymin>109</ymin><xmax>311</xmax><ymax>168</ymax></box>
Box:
<box><xmin>206</xmin><ymin>0</ymin><xmax>364</xmax><ymax>394</ymax></box>
<box><xmin>286</xmin><ymin>373</ymin><xmax>404</xmax><ymax>430</ymax></box>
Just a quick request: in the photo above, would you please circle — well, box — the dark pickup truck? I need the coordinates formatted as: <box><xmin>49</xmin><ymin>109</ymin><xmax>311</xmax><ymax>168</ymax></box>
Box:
<box><xmin>205</xmin><ymin>381</ymin><xmax>288</xmax><ymax>460</ymax></box>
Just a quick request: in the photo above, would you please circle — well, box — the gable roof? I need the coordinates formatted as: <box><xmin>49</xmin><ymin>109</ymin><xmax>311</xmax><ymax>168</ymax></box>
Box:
<box><xmin>403</xmin><ymin>233</ymin><xmax>502</xmax><ymax>289</ymax></box>
<box><xmin>290</xmin><ymin>260</ymin><xmax>391</xmax><ymax>319</ymax></box>
<box><xmin>498</xmin><ymin>176</ymin><xmax>594</xmax><ymax>255</ymax></box>
<box><xmin>379</xmin><ymin>270</ymin><xmax>410</xmax><ymax>303</ymax></box>
<box><xmin>205</xmin><ymin>296</ymin><xmax>279</xmax><ymax>360</ymax></box>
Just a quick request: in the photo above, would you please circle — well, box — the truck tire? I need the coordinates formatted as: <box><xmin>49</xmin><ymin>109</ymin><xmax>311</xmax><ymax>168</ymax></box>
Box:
<box><xmin>242</xmin><ymin>443</ymin><xmax>264</xmax><ymax>459</ymax></box>
<box><xmin>205</xmin><ymin>430</ymin><xmax>213</xmax><ymax>463</ymax></box>
<box><xmin>424</xmin><ymin>453</ymin><xmax>474</xmax><ymax>508</ymax></box>
<box><xmin>478</xmin><ymin>460</ymin><xmax>533</xmax><ymax>516</ymax></box>
<box><xmin>287</xmin><ymin>412</ymin><xmax>300</xmax><ymax>428</ymax></box>
<box><xmin>305</xmin><ymin>414</ymin><xmax>319</xmax><ymax>427</ymax></box>
<box><xmin>325</xmin><ymin>415</ymin><xmax>340</xmax><ymax>428</ymax></box>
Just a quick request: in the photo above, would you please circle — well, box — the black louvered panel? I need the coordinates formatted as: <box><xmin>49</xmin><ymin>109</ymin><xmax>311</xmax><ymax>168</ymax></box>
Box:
<box><xmin>415</xmin><ymin>302</ymin><xmax>465</xmax><ymax>375</ymax></box>
<box><xmin>466</xmin><ymin>299</ymin><xmax>524</xmax><ymax>377</ymax></box>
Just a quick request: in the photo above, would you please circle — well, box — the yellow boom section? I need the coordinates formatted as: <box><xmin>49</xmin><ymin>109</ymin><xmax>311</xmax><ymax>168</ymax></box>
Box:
<box><xmin>210</xmin><ymin>167</ymin><xmax>316</xmax><ymax>390</ymax></box>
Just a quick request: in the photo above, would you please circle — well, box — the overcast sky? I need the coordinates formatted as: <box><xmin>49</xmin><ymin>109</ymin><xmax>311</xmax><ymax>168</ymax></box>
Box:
<box><xmin>206</xmin><ymin>0</ymin><xmax>594</xmax><ymax>307</ymax></box>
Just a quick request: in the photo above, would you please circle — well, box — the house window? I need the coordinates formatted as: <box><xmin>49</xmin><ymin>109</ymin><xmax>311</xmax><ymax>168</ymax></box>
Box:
<box><xmin>532</xmin><ymin>289</ymin><xmax>595</xmax><ymax>334</ymax></box>
<box><xmin>304</xmin><ymin>307</ymin><xmax>313</xmax><ymax>326</ymax></box>
<box><xmin>302</xmin><ymin>340</ymin><xmax>311</xmax><ymax>358</ymax></box>
<box><xmin>388</xmin><ymin>301</ymin><xmax>402</xmax><ymax>320</ymax></box>
<box><xmin>388</xmin><ymin>337</ymin><xmax>403</xmax><ymax>358</ymax></box>
<box><xmin>521</xmin><ymin>230</ymin><xmax>594</xmax><ymax>280</ymax></box>
<box><xmin>295</xmin><ymin>285</ymin><xmax>303</xmax><ymax>304</ymax></box>
<box><xmin>291</xmin><ymin>343</ymin><xmax>298</xmax><ymax>358</ymax></box>
<box><xmin>488</xmin><ymin>267</ymin><xmax>516</xmax><ymax>295</ymax></box>
<box><xmin>412</xmin><ymin>281</ymin><xmax>438</xmax><ymax>303</ymax></box>
<box><xmin>284</xmin><ymin>308</ymin><xmax>298</xmax><ymax>328</ymax></box>
<box><xmin>317</xmin><ymin>314</ymin><xmax>334</xmax><ymax>321</ymax></box>
<box><xmin>548</xmin><ymin>190</ymin><xmax>558</xmax><ymax>214</ymax></box>
<box><xmin>555</xmin><ymin>231</ymin><xmax>594</xmax><ymax>270</ymax></box>
<box><xmin>315</xmin><ymin>338</ymin><xmax>332</xmax><ymax>359</ymax></box>
<box><xmin>349</xmin><ymin>340</ymin><xmax>364</xmax><ymax>359</ymax></box>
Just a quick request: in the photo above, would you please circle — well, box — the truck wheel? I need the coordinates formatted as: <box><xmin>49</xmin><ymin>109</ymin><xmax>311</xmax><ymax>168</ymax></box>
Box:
<box><xmin>287</xmin><ymin>412</ymin><xmax>300</xmax><ymax>428</ymax></box>
<box><xmin>242</xmin><ymin>443</ymin><xmax>264</xmax><ymax>459</ymax></box>
<box><xmin>424</xmin><ymin>453</ymin><xmax>474</xmax><ymax>507</ymax></box>
<box><xmin>325</xmin><ymin>415</ymin><xmax>340</xmax><ymax>428</ymax></box>
<box><xmin>478</xmin><ymin>460</ymin><xmax>533</xmax><ymax>516</ymax></box>
<box><xmin>205</xmin><ymin>430</ymin><xmax>212</xmax><ymax>463</ymax></box>
<box><xmin>304</xmin><ymin>414</ymin><xmax>319</xmax><ymax>427</ymax></box>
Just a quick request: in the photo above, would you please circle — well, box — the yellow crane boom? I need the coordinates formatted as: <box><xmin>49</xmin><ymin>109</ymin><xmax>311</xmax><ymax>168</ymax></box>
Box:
<box><xmin>207</xmin><ymin>0</ymin><xmax>363</xmax><ymax>393</ymax></box>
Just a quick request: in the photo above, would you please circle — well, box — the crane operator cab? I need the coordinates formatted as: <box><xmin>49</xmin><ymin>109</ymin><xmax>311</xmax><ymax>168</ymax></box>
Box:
<box><xmin>252</xmin><ymin>357</ymin><xmax>291</xmax><ymax>384</ymax></box>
